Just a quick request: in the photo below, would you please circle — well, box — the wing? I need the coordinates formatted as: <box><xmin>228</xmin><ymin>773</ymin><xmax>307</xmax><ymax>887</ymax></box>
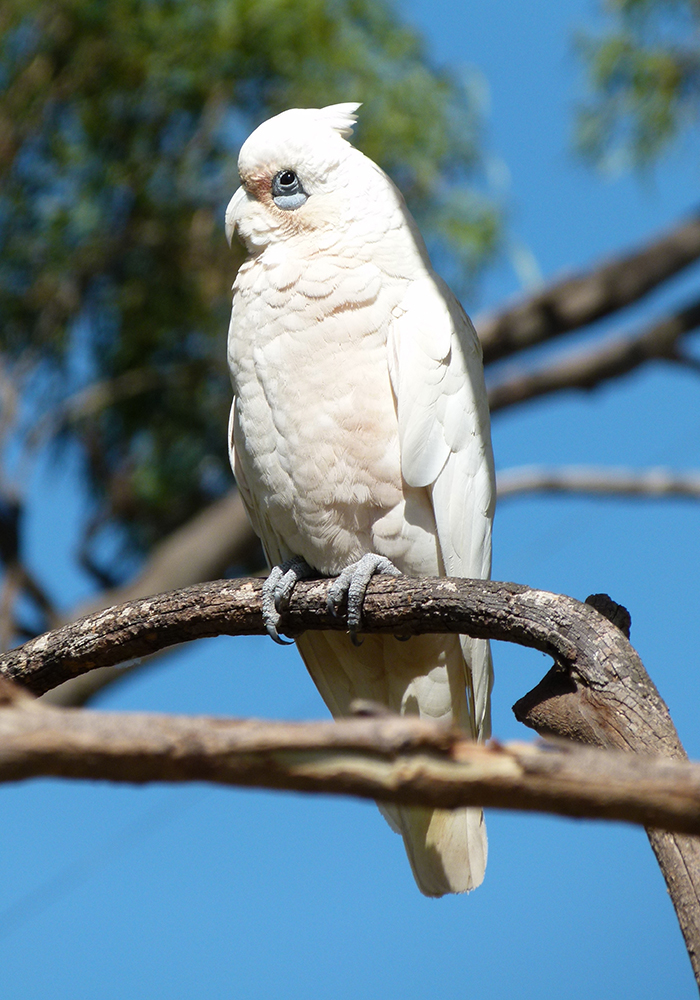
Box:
<box><xmin>387</xmin><ymin>273</ymin><xmax>496</xmax><ymax>735</ymax></box>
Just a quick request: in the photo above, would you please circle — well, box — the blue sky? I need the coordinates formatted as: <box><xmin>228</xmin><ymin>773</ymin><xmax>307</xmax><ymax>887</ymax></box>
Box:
<box><xmin>2</xmin><ymin>1</ymin><xmax>700</xmax><ymax>997</ymax></box>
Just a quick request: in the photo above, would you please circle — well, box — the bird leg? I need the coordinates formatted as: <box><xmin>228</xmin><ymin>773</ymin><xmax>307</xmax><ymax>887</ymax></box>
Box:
<box><xmin>262</xmin><ymin>556</ymin><xmax>316</xmax><ymax>644</ymax></box>
<box><xmin>327</xmin><ymin>553</ymin><xmax>402</xmax><ymax>645</ymax></box>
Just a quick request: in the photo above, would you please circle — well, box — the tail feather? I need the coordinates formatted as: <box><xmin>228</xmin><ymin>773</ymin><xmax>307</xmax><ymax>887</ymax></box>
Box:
<box><xmin>296</xmin><ymin>629</ymin><xmax>490</xmax><ymax>897</ymax></box>
<box><xmin>378</xmin><ymin>802</ymin><xmax>486</xmax><ymax>896</ymax></box>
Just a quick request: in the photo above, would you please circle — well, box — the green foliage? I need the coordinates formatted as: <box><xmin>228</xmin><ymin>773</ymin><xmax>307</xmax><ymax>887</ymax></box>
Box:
<box><xmin>0</xmin><ymin>0</ymin><xmax>499</xmax><ymax>567</ymax></box>
<box><xmin>576</xmin><ymin>0</ymin><xmax>700</xmax><ymax>169</ymax></box>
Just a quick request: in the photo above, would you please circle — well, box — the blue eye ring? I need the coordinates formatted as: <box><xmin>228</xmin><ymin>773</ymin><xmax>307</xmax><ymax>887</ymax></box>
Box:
<box><xmin>272</xmin><ymin>169</ymin><xmax>308</xmax><ymax>210</ymax></box>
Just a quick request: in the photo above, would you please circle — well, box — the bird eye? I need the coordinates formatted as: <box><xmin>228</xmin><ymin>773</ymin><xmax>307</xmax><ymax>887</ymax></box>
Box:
<box><xmin>271</xmin><ymin>169</ymin><xmax>308</xmax><ymax>210</ymax></box>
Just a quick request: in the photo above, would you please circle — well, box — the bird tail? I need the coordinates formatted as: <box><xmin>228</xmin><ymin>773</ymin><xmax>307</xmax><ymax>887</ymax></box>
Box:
<box><xmin>295</xmin><ymin>630</ymin><xmax>491</xmax><ymax>897</ymax></box>
<box><xmin>377</xmin><ymin>800</ymin><xmax>487</xmax><ymax>896</ymax></box>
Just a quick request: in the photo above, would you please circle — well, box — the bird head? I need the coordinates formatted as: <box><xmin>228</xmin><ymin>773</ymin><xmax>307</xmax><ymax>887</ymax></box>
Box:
<box><xmin>225</xmin><ymin>103</ymin><xmax>398</xmax><ymax>255</ymax></box>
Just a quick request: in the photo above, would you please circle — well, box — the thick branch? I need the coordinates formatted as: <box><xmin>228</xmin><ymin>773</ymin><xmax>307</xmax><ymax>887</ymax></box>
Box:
<box><xmin>487</xmin><ymin>298</ymin><xmax>700</xmax><ymax>412</ymax></box>
<box><xmin>497</xmin><ymin>466</ymin><xmax>700</xmax><ymax>500</ymax></box>
<box><xmin>477</xmin><ymin>209</ymin><xmax>700</xmax><ymax>363</ymax></box>
<box><xmin>2</xmin><ymin>692</ymin><xmax>700</xmax><ymax>835</ymax></box>
<box><xmin>514</xmin><ymin>595</ymin><xmax>700</xmax><ymax>984</ymax></box>
<box><xmin>1</xmin><ymin>578</ymin><xmax>651</xmax><ymax>709</ymax></box>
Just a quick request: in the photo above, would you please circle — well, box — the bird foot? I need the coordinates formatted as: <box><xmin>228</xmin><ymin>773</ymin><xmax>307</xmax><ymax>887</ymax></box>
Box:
<box><xmin>262</xmin><ymin>556</ymin><xmax>315</xmax><ymax>644</ymax></box>
<box><xmin>327</xmin><ymin>553</ymin><xmax>401</xmax><ymax>645</ymax></box>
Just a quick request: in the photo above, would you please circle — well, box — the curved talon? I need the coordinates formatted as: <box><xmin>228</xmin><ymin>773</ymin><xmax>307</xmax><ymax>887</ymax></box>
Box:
<box><xmin>261</xmin><ymin>573</ymin><xmax>293</xmax><ymax>644</ymax></box>
<box><xmin>261</xmin><ymin>556</ymin><xmax>314</xmax><ymax>644</ymax></box>
<box><xmin>266</xmin><ymin>622</ymin><xmax>294</xmax><ymax>646</ymax></box>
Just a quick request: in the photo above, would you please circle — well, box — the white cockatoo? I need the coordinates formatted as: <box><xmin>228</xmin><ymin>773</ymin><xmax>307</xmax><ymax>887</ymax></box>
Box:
<box><xmin>225</xmin><ymin>103</ymin><xmax>495</xmax><ymax>897</ymax></box>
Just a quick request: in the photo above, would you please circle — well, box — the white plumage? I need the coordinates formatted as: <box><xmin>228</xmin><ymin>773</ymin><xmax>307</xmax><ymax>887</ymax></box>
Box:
<box><xmin>226</xmin><ymin>103</ymin><xmax>495</xmax><ymax>896</ymax></box>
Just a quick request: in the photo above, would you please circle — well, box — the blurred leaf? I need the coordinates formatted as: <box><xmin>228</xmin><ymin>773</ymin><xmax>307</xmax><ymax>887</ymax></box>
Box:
<box><xmin>576</xmin><ymin>0</ymin><xmax>700</xmax><ymax>170</ymax></box>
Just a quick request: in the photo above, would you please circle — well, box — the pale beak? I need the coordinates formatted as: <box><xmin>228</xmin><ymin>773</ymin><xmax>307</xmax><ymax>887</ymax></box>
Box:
<box><xmin>225</xmin><ymin>185</ymin><xmax>250</xmax><ymax>246</ymax></box>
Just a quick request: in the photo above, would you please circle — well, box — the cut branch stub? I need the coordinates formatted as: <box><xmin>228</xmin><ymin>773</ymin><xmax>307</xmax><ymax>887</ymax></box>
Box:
<box><xmin>513</xmin><ymin>591</ymin><xmax>682</xmax><ymax>757</ymax></box>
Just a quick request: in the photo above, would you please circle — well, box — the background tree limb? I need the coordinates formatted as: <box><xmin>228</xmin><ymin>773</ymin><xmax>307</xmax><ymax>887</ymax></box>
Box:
<box><xmin>71</xmin><ymin>491</ymin><xmax>261</xmax><ymax>621</ymax></box>
<box><xmin>487</xmin><ymin>297</ymin><xmax>700</xmax><ymax>412</ymax></box>
<box><xmin>497</xmin><ymin>466</ymin><xmax>700</xmax><ymax>500</ymax></box>
<box><xmin>477</xmin><ymin>209</ymin><xmax>700</xmax><ymax>363</ymax></box>
<box><xmin>42</xmin><ymin>490</ymin><xmax>262</xmax><ymax>707</ymax></box>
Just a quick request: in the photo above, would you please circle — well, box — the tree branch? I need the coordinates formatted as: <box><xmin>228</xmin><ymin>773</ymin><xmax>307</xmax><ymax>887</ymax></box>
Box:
<box><xmin>477</xmin><ymin>209</ymin><xmax>700</xmax><ymax>363</ymax></box>
<box><xmin>38</xmin><ymin>455</ymin><xmax>700</xmax><ymax>709</ymax></box>
<box><xmin>497</xmin><ymin>465</ymin><xmax>700</xmax><ymax>500</ymax></box>
<box><xmin>0</xmin><ymin>577</ymin><xmax>648</xmax><ymax>706</ymax></box>
<box><xmin>0</xmin><ymin>685</ymin><xmax>699</xmax><ymax>836</ymax></box>
<box><xmin>487</xmin><ymin>297</ymin><xmax>700</xmax><ymax>412</ymax></box>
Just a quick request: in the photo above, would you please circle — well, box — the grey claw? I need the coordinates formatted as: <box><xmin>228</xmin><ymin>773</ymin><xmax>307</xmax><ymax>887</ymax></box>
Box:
<box><xmin>266</xmin><ymin>622</ymin><xmax>294</xmax><ymax>646</ymax></box>
<box><xmin>327</xmin><ymin>553</ymin><xmax>402</xmax><ymax>639</ymax></box>
<box><xmin>261</xmin><ymin>556</ymin><xmax>314</xmax><ymax>644</ymax></box>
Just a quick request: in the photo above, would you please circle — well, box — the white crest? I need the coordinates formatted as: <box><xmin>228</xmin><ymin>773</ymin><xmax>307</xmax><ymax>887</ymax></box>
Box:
<box><xmin>311</xmin><ymin>102</ymin><xmax>361</xmax><ymax>138</ymax></box>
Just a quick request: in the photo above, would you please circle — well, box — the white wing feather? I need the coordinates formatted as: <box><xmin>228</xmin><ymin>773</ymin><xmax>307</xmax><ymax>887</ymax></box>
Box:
<box><xmin>388</xmin><ymin>273</ymin><xmax>496</xmax><ymax>736</ymax></box>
